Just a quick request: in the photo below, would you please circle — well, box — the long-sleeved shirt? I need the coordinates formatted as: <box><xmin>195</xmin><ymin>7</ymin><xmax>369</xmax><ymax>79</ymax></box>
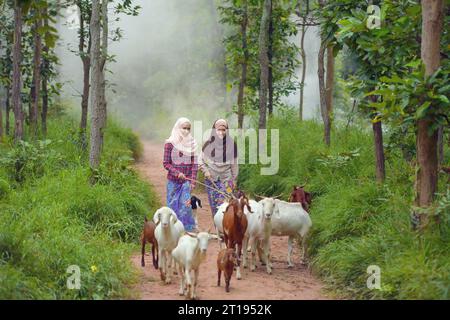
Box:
<box><xmin>163</xmin><ymin>142</ymin><xmax>198</xmax><ymax>186</ymax></box>
<box><xmin>198</xmin><ymin>151</ymin><xmax>238</xmax><ymax>183</ymax></box>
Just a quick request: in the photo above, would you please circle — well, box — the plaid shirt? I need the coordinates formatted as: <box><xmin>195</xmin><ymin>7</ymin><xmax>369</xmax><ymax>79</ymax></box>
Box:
<box><xmin>163</xmin><ymin>143</ymin><xmax>198</xmax><ymax>186</ymax></box>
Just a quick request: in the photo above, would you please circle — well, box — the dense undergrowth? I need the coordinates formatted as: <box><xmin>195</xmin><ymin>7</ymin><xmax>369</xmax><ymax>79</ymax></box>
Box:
<box><xmin>238</xmin><ymin>112</ymin><xmax>449</xmax><ymax>299</ymax></box>
<box><xmin>0</xmin><ymin>111</ymin><xmax>159</xmax><ymax>299</ymax></box>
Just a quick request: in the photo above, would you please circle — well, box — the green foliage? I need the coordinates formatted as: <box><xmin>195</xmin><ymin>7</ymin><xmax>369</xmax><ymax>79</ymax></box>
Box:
<box><xmin>239</xmin><ymin>115</ymin><xmax>449</xmax><ymax>299</ymax></box>
<box><xmin>219</xmin><ymin>0</ymin><xmax>300</xmax><ymax>115</ymax></box>
<box><xmin>0</xmin><ymin>140</ymin><xmax>63</xmax><ymax>183</ymax></box>
<box><xmin>0</xmin><ymin>113</ymin><xmax>159</xmax><ymax>299</ymax></box>
<box><xmin>330</xmin><ymin>0</ymin><xmax>449</xmax><ymax>135</ymax></box>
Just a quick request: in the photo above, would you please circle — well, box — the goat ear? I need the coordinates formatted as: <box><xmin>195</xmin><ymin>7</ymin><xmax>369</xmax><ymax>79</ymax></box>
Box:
<box><xmin>246</xmin><ymin>203</ymin><xmax>253</xmax><ymax>213</ymax></box>
<box><xmin>171</xmin><ymin>212</ymin><xmax>178</xmax><ymax>224</ymax></box>
<box><xmin>153</xmin><ymin>209</ymin><xmax>161</xmax><ymax>225</ymax></box>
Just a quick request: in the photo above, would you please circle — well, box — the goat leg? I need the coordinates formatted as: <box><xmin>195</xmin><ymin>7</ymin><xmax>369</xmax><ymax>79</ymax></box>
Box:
<box><xmin>236</xmin><ymin>242</ymin><xmax>242</xmax><ymax>280</ymax></box>
<box><xmin>287</xmin><ymin>236</ymin><xmax>295</xmax><ymax>268</ymax></box>
<box><xmin>242</xmin><ymin>236</ymin><xmax>249</xmax><ymax>269</ymax></box>
<box><xmin>141</xmin><ymin>238</ymin><xmax>146</xmax><ymax>267</ymax></box>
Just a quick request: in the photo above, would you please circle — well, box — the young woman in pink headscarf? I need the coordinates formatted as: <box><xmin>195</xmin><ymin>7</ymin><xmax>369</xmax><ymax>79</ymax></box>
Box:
<box><xmin>163</xmin><ymin>117</ymin><xmax>198</xmax><ymax>231</ymax></box>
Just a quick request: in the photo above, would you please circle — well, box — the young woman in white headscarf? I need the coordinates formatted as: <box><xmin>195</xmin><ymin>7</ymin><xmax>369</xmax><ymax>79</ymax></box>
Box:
<box><xmin>199</xmin><ymin>119</ymin><xmax>238</xmax><ymax>217</ymax></box>
<box><xmin>163</xmin><ymin>117</ymin><xmax>198</xmax><ymax>231</ymax></box>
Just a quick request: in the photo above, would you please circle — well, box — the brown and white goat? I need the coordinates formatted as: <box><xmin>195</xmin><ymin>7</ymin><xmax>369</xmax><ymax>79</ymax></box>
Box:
<box><xmin>217</xmin><ymin>248</ymin><xmax>237</xmax><ymax>292</ymax></box>
<box><xmin>222</xmin><ymin>196</ymin><xmax>251</xmax><ymax>279</ymax></box>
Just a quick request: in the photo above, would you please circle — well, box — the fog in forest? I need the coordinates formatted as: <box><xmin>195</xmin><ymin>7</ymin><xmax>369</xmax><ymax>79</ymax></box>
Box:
<box><xmin>56</xmin><ymin>0</ymin><xmax>321</xmax><ymax>139</ymax></box>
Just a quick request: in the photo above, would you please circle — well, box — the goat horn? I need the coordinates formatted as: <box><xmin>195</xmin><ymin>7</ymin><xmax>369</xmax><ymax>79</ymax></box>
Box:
<box><xmin>254</xmin><ymin>193</ymin><xmax>266</xmax><ymax>199</ymax></box>
<box><xmin>272</xmin><ymin>193</ymin><xmax>284</xmax><ymax>199</ymax></box>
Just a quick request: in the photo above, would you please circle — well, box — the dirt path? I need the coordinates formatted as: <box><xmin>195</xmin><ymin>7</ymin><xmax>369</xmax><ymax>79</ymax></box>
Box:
<box><xmin>131</xmin><ymin>141</ymin><xmax>330</xmax><ymax>300</ymax></box>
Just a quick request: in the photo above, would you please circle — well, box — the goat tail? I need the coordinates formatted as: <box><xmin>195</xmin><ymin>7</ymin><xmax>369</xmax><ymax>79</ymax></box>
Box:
<box><xmin>144</xmin><ymin>215</ymin><xmax>148</xmax><ymax>222</ymax></box>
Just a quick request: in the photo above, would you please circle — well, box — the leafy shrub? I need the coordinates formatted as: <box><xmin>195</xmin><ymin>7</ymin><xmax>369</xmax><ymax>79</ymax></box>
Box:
<box><xmin>0</xmin><ymin>140</ymin><xmax>62</xmax><ymax>183</ymax></box>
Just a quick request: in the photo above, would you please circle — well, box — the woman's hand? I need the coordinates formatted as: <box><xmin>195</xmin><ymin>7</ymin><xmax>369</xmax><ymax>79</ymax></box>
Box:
<box><xmin>204</xmin><ymin>171</ymin><xmax>212</xmax><ymax>180</ymax></box>
<box><xmin>178</xmin><ymin>172</ymin><xmax>186</xmax><ymax>180</ymax></box>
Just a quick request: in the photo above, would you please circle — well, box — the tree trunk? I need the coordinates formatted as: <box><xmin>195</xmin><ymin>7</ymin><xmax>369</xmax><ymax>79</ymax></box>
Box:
<box><xmin>325</xmin><ymin>45</ymin><xmax>334</xmax><ymax>125</ymax></box>
<box><xmin>317</xmin><ymin>41</ymin><xmax>330</xmax><ymax>145</ymax></box>
<box><xmin>6</xmin><ymin>85</ymin><xmax>10</xmax><ymax>135</ymax></box>
<box><xmin>237</xmin><ymin>0</ymin><xmax>248</xmax><ymax>129</ymax></box>
<box><xmin>12</xmin><ymin>2</ymin><xmax>24</xmax><ymax>143</ymax></box>
<box><xmin>31</xmin><ymin>12</ymin><xmax>43</xmax><ymax>139</ymax></box>
<box><xmin>99</xmin><ymin>0</ymin><xmax>108</xmax><ymax>140</ymax></box>
<box><xmin>298</xmin><ymin>0</ymin><xmax>309</xmax><ymax>121</ymax></box>
<box><xmin>79</xmin><ymin>1</ymin><xmax>91</xmax><ymax>150</ymax></box>
<box><xmin>372</xmin><ymin>119</ymin><xmax>386</xmax><ymax>183</ymax></box>
<box><xmin>81</xmin><ymin>56</ymin><xmax>90</xmax><ymax>147</ymax></box>
<box><xmin>415</xmin><ymin>0</ymin><xmax>444</xmax><ymax>215</ymax></box>
<box><xmin>89</xmin><ymin>0</ymin><xmax>103</xmax><ymax>170</ymax></box>
<box><xmin>299</xmin><ymin>21</ymin><xmax>306</xmax><ymax>121</ymax></box>
<box><xmin>258</xmin><ymin>0</ymin><xmax>271</xmax><ymax>130</ymax></box>
<box><xmin>267</xmin><ymin>0</ymin><xmax>274</xmax><ymax>116</ymax></box>
<box><xmin>41</xmin><ymin>69</ymin><xmax>48</xmax><ymax>136</ymax></box>
<box><xmin>41</xmin><ymin>8</ymin><xmax>49</xmax><ymax>137</ymax></box>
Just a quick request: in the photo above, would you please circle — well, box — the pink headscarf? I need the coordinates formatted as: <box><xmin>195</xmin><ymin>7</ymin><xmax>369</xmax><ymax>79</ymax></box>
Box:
<box><xmin>165</xmin><ymin>117</ymin><xmax>197</xmax><ymax>155</ymax></box>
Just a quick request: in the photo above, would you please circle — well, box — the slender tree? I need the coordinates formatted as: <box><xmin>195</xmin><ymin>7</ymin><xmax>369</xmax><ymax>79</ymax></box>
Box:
<box><xmin>296</xmin><ymin>0</ymin><xmax>309</xmax><ymax>121</ymax></box>
<box><xmin>237</xmin><ymin>0</ymin><xmax>248</xmax><ymax>129</ymax></box>
<box><xmin>30</xmin><ymin>6</ymin><xmax>43</xmax><ymax>138</ymax></box>
<box><xmin>5</xmin><ymin>84</ymin><xmax>10</xmax><ymax>135</ymax></box>
<box><xmin>89</xmin><ymin>0</ymin><xmax>102</xmax><ymax>170</ymax></box>
<box><xmin>41</xmin><ymin>14</ymin><xmax>49</xmax><ymax>137</ymax></box>
<box><xmin>12</xmin><ymin>0</ymin><xmax>25</xmax><ymax>143</ymax></box>
<box><xmin>258</xmin><ymin>0</ymin><xmax>271</xmax><ymax>130</ymax></box>
<box><xmin>371</xmin><ymin>96</ymin><xmax>386</xmax><ymax>183</ymax></box>
<box><xmin>325</xmin><ymin>44</ymin><xmax>334</xmax><ymax>125</ymax></box>
<box><xmin>77</xmin><ymin>0</ymin><xmax>92</xmax><ymax>149</ymax></box>
<box><xmin>99</xmin><ymin>0</ymin><xmax>108</xmax><ymax>133</ymax></box>
<box><xmin>317</xmin><ymin>0</ymin><xmax>331</xmax><ymax>146</ymax></box>
<box><xmin>415</xmin><ymin>0</ymin><xmax>444</xmax><ymax>218</ymax></box>
<box><xmin>267</xmin><ymin>0</ymin><xmax>273</xmax><ymax>116</ymax></box>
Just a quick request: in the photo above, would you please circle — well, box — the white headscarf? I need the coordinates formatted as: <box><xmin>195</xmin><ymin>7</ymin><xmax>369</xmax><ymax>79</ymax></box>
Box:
<box><xmin>165</xmin><ymin>117</ymin><xmax>197</xmax><ymax>156</ymax></box>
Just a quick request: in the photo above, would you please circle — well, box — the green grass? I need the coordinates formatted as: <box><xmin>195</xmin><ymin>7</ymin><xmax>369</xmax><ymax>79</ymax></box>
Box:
<box><xmin>238</xmin><ymin>111</ymin><xmax>450</xmax><ymax>300</ymax></box>
<box><xmin>0</xmin><ymin>111</ymin><xmax>160</xmax><ymax>299</ymax></box>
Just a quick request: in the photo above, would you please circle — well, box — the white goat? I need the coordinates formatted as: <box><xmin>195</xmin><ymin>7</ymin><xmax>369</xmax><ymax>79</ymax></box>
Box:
<box><xmin>213</xmin><ymin>202</ymin><xmax>229</xmax><ymax>249</ymax></box>
<box><xmin>242</xmin><ymin>199</ymin><xmax>273</xmax><ymax>274</ymax></box>
<box><xmin>153</xmin><ymin>207</ymin><xmax>185</xmax><ymax>284</ymax></box>
<box><xmin>260</xmin><ymin>198</ymin><xmax>312</xmax><ymax>267</ymax></box>
<box><xmin>171</xmin><ymin>231</ymin><xmax>218</xmax><ymax>300</ymax></box>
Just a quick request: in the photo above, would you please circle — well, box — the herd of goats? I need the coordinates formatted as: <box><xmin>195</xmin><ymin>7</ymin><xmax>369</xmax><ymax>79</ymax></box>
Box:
<box><xmin>140</xmin><ymin>186</ymin><xmax>312</xmax><ymax>300</ymax></box>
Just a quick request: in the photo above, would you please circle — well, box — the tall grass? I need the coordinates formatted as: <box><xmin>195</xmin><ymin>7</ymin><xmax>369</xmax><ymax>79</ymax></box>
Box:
<box><xmin>0</xmin><ymin>112</ymin><xmax>159</xmax><ymax>299</ymax></box>
<box><xmin>238</xmin><ymin>111</ymin><xmax>449</xmax><ymax>299</ymax></box>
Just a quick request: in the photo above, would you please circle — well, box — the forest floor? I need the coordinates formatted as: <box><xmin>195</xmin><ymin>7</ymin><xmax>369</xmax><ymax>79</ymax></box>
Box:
<box><xmin>130</xmin><ymin>141</ymin><xmax>331</xmax><ymax>300</ymax></box>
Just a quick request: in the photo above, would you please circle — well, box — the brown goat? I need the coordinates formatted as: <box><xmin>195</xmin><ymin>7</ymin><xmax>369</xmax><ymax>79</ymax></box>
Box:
<box><xmin>289</xmin><ymin>185</ymin><xmax>312</xmax><ymax>213</ymax></box>
<box><xmin>222</xmin><ymin>195</ymin><xmax>250</xmax><ymax>279</ymax></box>
<box><xmin>217</xmin><ymin>248</ymin><xmax>237</xmax><ymax>292</ymax></box>
<box><xmin>141</xmin><ymin>216</ymin><xmax>158</xmax><ymax>269</ymax></box>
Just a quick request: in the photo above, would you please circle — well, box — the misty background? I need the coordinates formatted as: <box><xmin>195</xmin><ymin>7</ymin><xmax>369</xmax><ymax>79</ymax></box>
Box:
<box><xmin>56</xmin><ymin>0</ymin><xmax>321</xmax><ymax>140</ymax></box>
